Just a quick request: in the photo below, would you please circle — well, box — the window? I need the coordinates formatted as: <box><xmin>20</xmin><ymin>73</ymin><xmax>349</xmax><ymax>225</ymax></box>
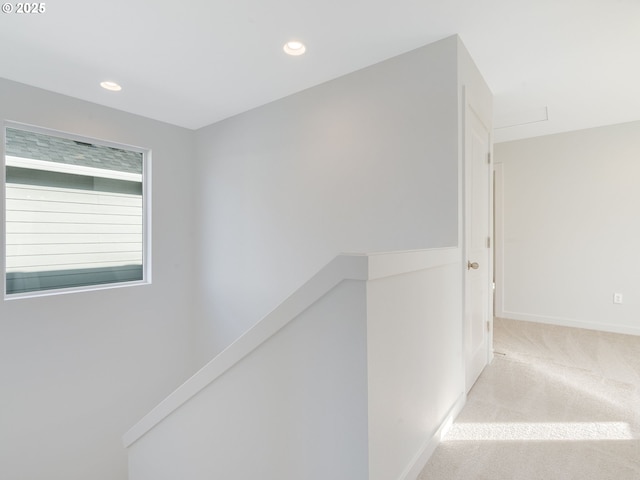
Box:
<box><xmin>4</xmin><ymin>124</ymin><xmax>150</xmax><ymax>297</ymax></box>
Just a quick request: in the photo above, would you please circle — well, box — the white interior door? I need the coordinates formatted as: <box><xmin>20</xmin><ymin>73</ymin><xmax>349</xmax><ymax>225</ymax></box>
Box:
<box><xmin>464</xmin><ymin>104</ymin><xmax>492</xmax><ymax>393</ymax></box>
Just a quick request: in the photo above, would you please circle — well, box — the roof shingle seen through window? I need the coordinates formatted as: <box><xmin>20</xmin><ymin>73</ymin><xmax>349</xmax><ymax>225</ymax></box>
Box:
<box><xmin>5</xmin><ymin>128</ymin><xmax>142</xmax><ymax>174</ymax></box>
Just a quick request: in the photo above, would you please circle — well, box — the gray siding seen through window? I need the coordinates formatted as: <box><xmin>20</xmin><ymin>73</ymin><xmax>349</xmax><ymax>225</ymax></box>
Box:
<box><xmin>5</xmin><ymin>127</ymin><xmax>146</xmax><ymax>295</ymax></box>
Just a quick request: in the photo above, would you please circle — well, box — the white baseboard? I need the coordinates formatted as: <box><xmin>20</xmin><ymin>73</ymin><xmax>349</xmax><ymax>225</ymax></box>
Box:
<box><xmin>501</xmin><ymin>311</ymin><xmax>640</xmax><ymax>337</ymax></box>
<box><xmin>398</xmin><ymin>392</ymin><xmax>466</xmax><ymax>480</ymax></box>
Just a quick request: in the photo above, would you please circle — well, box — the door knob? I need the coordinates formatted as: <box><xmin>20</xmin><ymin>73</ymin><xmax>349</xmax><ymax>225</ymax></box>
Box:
<box><xmin>467</xmin><ymin>261</ymin><xmax>479</xmax><ymax>270</ymax></box>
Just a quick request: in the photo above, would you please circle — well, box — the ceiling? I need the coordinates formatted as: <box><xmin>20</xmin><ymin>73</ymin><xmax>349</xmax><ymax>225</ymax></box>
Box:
<box><xmin>1</xmin><ymin>0</ymin><xmax>638</xmax><ymax>142</ymax></box>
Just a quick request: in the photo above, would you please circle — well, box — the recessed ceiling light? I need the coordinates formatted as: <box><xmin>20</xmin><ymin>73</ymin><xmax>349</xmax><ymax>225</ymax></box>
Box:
<box><xmin>100</xmin><ymin>81</ymin><xmax>122</xmax><ymax>92</ymax></box>
<box><xmin>283</xmin><ymin>41</ymin><xmax>306</xmax><ymax>56</ymax></box>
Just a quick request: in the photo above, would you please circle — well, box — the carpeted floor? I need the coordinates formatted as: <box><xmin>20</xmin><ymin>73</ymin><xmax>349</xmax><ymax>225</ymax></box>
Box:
<box><xmin>418</xmin><ymin>318</ymin><xmax>640</xmax><ymax>480</ymax></box>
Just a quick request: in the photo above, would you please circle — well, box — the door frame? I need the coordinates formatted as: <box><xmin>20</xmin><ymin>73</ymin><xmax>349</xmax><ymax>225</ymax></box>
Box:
<box><xmin>493</xmin><ymin>162</ymin><xmax>504</xmax><ymax>321</ymax></box>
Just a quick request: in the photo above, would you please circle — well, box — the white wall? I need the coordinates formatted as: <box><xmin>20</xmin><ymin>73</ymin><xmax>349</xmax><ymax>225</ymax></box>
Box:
<box><xmin>126</xmin><ymin>248</ymin><xmax>464</xmax><ymax>480</ymax></box>
<box><xmin>0</xmin><ymin>78</ymin><xmax>197</xmax><ymax>480</ymax></box>
<box><xmin>366</xmin><ymin>252</ymin><xmax>463</xmax><ymax>480</ymax></box>
<box><xmin>194</xmin><ymin>36</ymin><xmax>460</xmax><ymax>363</ymax></box>
<box><xmin>495</xmin><ymin>120</ymin><xmax>640</xmax><ymax>335</ymax></box>
<box><xmin>129</xmin><ymin>279</ymin><xmax>369</xmax><ymax>480</ymax></box>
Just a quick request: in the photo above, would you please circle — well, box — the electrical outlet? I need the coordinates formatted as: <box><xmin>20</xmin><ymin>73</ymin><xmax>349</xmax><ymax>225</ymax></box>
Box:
<box><xmin>613</xmin><ymin>293</ymin><xmax>623</xmax><ymax>304</ymax></box>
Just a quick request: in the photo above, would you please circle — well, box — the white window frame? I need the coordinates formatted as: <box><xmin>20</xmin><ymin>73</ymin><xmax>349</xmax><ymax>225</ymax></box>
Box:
<box><xmin>3</xmin><ymin>121</ymin><xmax>152</xmax><ymax>300</ymax></box>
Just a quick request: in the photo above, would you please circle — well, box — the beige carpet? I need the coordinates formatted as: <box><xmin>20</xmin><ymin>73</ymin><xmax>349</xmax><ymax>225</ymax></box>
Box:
<box><xmin>418</xmin><ymin>318</ymin><xmax>640</xmax><ymax>480</ymax></box>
